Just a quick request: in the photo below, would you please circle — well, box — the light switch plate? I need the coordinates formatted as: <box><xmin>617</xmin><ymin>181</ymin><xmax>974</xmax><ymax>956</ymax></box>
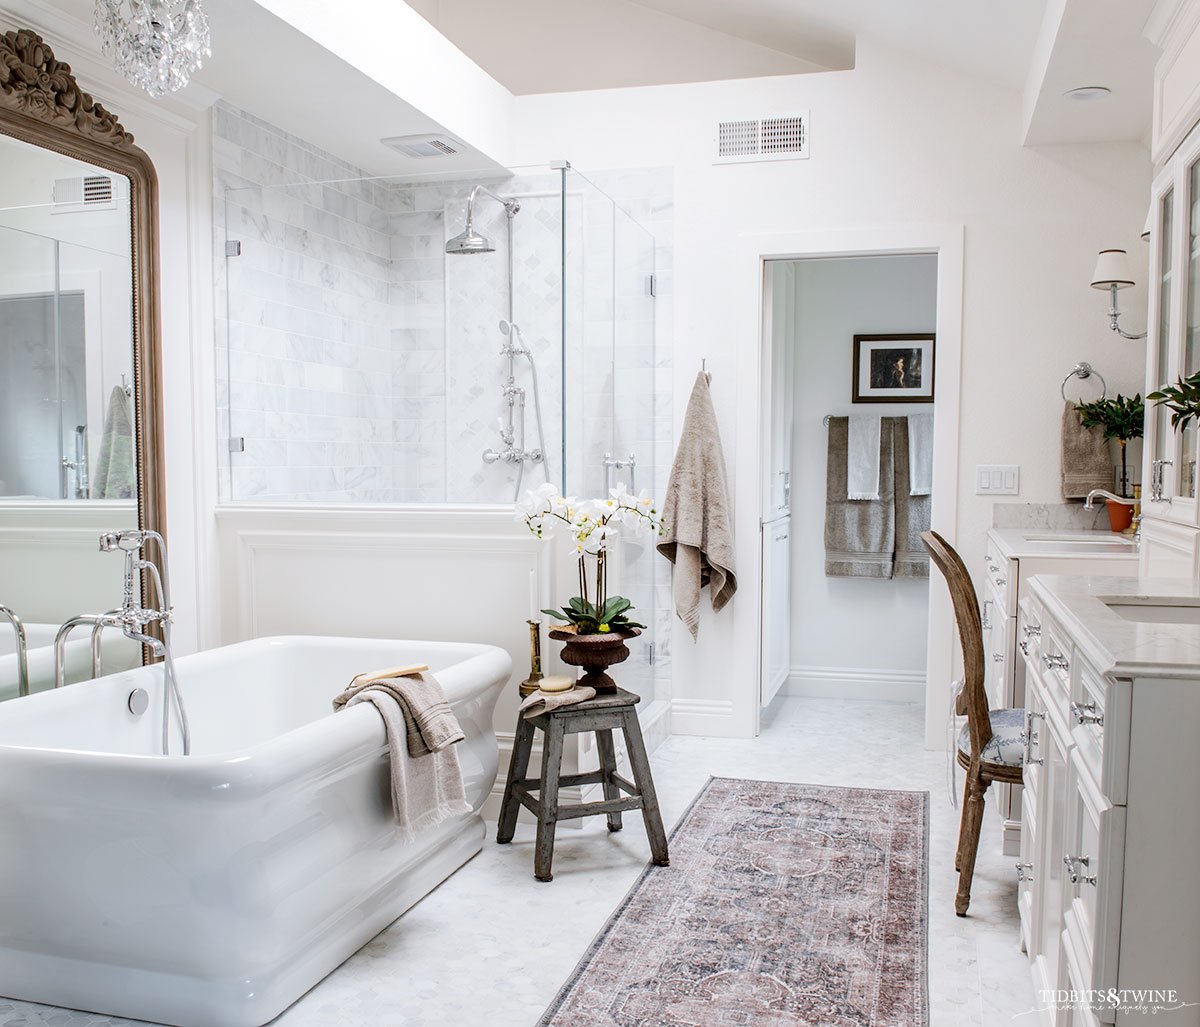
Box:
<box><xmin>976</xmin><ymin>464</ymin><xmax>1019</xmax><ymax>495</ymax></box>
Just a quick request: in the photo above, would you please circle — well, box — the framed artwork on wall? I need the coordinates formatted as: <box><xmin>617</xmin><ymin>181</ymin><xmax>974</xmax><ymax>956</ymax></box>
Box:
<box><xmin>852</xmin><ymin>334</ymin><xmax>936</xmax><ymax>403</ymax></box>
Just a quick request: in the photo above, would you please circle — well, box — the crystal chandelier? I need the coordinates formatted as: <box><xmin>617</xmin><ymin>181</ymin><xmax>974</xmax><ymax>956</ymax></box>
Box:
<box><xmin>94</xmin><ymin>0</ymin><xmax>211</xmax><ymax>98</ymax></box>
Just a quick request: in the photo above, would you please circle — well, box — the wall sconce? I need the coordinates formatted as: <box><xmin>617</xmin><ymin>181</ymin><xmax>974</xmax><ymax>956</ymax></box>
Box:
<box><xmin>1091</xmin><ymin>248</ymin><xmax>1147</xmax><ymax>340</ymax></box>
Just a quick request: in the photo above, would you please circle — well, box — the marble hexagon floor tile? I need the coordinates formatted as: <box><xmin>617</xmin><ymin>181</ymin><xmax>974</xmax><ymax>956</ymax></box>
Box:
<box><xmin>0</xmin><ymin>698</ymin><xmax>1032</xmax><ymax>1027</ymax></box>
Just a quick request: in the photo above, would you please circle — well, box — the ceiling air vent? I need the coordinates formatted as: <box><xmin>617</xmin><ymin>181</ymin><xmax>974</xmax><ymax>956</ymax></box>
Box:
<box><xmin>380</xmin><ymin>134</ymin><xmax>461</xmax><ymax>158</ymax></box>
<box><xmin>51</xmin><ymin>174</ymin><xmax>117</xmax><ymax>214</ymax></box>
<box><xmin>715</xmin><ymin>112</ymin><xmax>809</xmax><ymax>165</ymax></box>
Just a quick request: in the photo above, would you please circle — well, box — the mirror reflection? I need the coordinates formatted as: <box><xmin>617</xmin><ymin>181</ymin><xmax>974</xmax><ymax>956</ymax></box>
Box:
<box><xmin>0</xmin><ymin>132</ymin><xmax>141</xmax><ymax>699</ymax></box>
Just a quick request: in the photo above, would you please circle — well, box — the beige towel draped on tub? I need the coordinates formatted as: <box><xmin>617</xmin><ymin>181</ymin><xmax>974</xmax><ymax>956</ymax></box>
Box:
<box><xmin>333</xmin><ymin>665</ymin><xmax>470</xmax><ymax>840</ymax></box>
<box><xmin>657</xmin><ymin>372</ymin><xmax>737</xmax><ymax>640</ymax></box>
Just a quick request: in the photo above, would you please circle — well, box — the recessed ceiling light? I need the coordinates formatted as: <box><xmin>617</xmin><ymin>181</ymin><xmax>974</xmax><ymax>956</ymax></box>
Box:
<box><xmin>1064</xmin><ymin>85</ymin><xmax>1111</xmax><ymax>101</ymax></box>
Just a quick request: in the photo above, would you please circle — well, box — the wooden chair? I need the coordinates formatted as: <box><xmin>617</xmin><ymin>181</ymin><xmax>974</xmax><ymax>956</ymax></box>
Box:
<box><xmin>922</xmin><ymin>530</ymin><xmax>1025</xmax><ymax>916</ymax></box>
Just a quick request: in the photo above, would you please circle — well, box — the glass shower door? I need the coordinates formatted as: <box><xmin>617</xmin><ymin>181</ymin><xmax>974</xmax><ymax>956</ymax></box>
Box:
<box><xmin>0</xmin><ymin>227</ymin><xmax>85</xmax><ymax>500</ymax></box>
<box><xmin>565</xmin><ymin>168</ymin><xmax>663</xmax><ymax>708</ymax></box>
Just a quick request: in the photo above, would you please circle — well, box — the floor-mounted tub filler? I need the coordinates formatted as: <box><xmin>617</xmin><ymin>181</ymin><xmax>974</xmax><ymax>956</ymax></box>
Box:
<box><xmin>0</xmin><ymin>635</ymin><xmax>511</xmax><ymax>1027</ymax></box>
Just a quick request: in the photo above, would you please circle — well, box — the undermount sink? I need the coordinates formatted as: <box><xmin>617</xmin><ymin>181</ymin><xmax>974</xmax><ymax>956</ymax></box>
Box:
<box><xmin>1102</xmin><ymin>598</ymin><xmax>1200</xmax><ymax>625</ymax></box>
<box><xmin>1023</xmin><ymin>533</ymin><xmax>1136</xmax><ymax>546</ymax></box>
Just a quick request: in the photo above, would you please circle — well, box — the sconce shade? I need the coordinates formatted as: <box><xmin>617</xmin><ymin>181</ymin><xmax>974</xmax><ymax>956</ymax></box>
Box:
<box><xmin>1091</xmin><ymin>248</ymin><xmax>1135</xmax><ymax>290</ymax></box>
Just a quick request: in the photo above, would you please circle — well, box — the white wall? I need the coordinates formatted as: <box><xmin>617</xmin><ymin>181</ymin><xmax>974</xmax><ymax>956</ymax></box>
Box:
<box><xmin>502</xmin><ymin>39</ymin><xmax>1152</xmax><ymax>738</ymax></box>
<box><xmin>786</xmin><ymin>255</ymin><xmax>936</xmax><ymax>698</ymax></box>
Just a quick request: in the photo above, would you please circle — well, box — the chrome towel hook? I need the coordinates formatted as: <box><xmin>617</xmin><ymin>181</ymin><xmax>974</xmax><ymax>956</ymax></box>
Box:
<box><xmin>1060</xmin><ymin>362</ymin><xmax>1107</xmax><ymax>403</ymax></box>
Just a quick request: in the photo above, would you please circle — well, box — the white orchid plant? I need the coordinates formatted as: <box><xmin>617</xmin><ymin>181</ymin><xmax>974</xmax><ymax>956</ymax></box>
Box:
<box><xmin>518</xmin><ymin>481</ymin><xmax>664</xmax><ymax>635</ymax></box>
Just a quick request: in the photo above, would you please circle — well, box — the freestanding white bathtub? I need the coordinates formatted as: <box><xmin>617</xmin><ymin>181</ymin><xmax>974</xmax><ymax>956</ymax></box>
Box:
<box><xmin>0</xmin><ymin>635</ymin><xmax>511</xmax><ymax>1027</ymax></box>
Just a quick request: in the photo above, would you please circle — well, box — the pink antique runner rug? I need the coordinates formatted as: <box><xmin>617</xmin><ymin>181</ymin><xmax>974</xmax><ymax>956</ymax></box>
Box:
<box><xmin>538</xmin><ymin>777</ymin><xmax>929</xmax><ymax>1027</ymax></box>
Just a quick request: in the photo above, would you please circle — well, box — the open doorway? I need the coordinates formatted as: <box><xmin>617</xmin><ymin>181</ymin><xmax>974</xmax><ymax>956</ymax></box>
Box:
<box><xmin>760</xmin><ymin>253</ymin><xmax>939</xmax><ymax>715</ymax></box>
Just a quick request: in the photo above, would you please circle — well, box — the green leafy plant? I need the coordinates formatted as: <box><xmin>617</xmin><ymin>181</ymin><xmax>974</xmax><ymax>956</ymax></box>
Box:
<box><xmin>541</xmin><ymin>596</ymin><xmax>646</xmax><ymax>635</ymax></box>
<box><xmin>1148</xmin><ymin>370</ymin><xmax>1200</xmax><ymax>433</ymax></box>
<box><xmin>1075</xmin><ymin>393</ymin><xmax>1145</xmax><ymax>497</ymax></box>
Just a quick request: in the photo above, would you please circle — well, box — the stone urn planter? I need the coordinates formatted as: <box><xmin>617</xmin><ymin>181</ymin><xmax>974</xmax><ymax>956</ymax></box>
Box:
<box><xmin>548</xmin><ymin>624</ymin><xmax>641</xmax><ymax>694</ymax></box>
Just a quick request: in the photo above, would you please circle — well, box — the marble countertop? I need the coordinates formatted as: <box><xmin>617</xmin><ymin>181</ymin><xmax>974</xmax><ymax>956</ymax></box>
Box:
<box><xmin>1028</xmin><ymin>574</ymin><xmax>1200</xmax><ymax>680</ymax></box>
<box><xmin>988</xmin><ymin>527</ymin><xmax>1139</xmax><ymax>561</ymax></box>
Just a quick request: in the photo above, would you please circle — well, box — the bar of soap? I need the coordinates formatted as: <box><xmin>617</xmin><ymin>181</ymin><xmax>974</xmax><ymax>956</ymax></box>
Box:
<box><xmin>540</xmin><ymin>675</ymin><xmax>575</xmax><ymax>694</ymax></box>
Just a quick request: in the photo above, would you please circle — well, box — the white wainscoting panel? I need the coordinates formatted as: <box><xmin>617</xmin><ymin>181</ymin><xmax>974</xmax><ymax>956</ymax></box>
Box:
<box><xmin>0</xmin><ymin>500</ymin><xmax>137</xmax><ymax>623</ymax></box>
<box><xmin>784</xmin><ymin>664</ymin><xmax>926</xmax><ymax>704</ymax></box>
<box><xmin>215</xmin><ymin>505</ymin><xmax>667</xmax><ymax>813</ymax></box>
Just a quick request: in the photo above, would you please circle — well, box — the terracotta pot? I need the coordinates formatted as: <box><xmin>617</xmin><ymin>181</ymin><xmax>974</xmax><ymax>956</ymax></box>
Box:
<box><xmin>1105</xmin><ymin>499</ymin><xmax>1134</xmax><ymax>533</ymax></box>
<box><xmin>547</xmin><ymin>625</ymin><xmax>641</xmax><ymax>694</ymax></box>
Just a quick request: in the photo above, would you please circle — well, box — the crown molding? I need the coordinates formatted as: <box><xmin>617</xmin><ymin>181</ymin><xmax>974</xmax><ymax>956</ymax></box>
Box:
<box><xmin>0</xmin><ymin>0</ymin><xmax>218</xmax><ymax>131</ymax></box>
<box><xmin>1144</xmin><ymin>0</ymin><xmax>1199</xmax><ymax>48</ymax></box>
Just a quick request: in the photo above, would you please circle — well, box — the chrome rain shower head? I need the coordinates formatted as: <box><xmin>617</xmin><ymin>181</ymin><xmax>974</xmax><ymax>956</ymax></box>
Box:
<box><xmin>445</xmin><ymin>183</ymin><xmax>519</xmax><ymax>256</ymax></box>
<box><xmin>445</xmin><ymin>227</ymin><xmax>494</xmax><ymax>255</ymax></box>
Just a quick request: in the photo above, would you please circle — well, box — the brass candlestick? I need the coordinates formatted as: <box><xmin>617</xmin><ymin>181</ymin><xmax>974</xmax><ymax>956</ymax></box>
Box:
<box><xmin>520</xmin><ymin>619</ymin><xmax>544</xmax><ymax>697</ymax></box>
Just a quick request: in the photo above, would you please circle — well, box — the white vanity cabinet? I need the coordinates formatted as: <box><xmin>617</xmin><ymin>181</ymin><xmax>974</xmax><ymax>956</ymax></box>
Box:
<box><xmin>1139</xmin><ymin>106</ymin><xmax>1200</xmax><ymax>574</ymax></box>
<box><xmin>983</xmin><ymin>530</ymin><xmax>1138</xmax><ymax>855</ymax></box>
<box><xmin>1016</xmin><ymin>575</ymin><xmax>1200</xmax><ymax>1026</ymax></box>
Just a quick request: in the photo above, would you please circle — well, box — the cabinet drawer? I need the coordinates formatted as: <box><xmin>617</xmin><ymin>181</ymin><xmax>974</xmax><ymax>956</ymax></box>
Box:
<box><xmin>1023</xmin><ymin>675</ymin><xmax>1049</xmax><ymax>801</ymax></box>
<box><xmin>1038</xmin><ymin>619</ymin><xmax>1073</xmax><ymax>712</ymax></box>
<box><xmin>1017</xmin><ymin>787</ymin><xmax>1039</xmax><ymax>957</ymax></box>
<box><xmin>985</xmin><ymin>540</ymin><xmax>1014</xmax><ymax>616</ymax></box>
<box><xmin>1062</xmin><ymin>749</ymin><xmax>1125</xmax><ymax>1021</ymax></box>
<box><xmin>1069</xmin><ymin>663</ymin><xmax>1130</xmax><ymax>807</ymax></box>
<box><xmin>1017</xmin><ymin>599</ymin><xmax>1044</xmax><ymax>669</ymax></box>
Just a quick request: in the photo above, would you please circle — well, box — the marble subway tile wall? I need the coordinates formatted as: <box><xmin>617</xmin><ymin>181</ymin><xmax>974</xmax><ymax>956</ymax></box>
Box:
<box><xmin>213</xmin><ymin>102</ymin><xmax>397</xmax><ymax>502</ymax></box>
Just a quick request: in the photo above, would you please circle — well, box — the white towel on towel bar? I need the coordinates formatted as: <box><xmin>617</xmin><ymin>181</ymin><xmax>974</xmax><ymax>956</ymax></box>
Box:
<box><xmin>847</xmin><ymin>414</ymin><xmax>882</xmax><ymax>500</ymax></box>
<box><xmin>908</xmin><ymin>412</ymin><xmax>934</xmax><ymax>496</ymax></box>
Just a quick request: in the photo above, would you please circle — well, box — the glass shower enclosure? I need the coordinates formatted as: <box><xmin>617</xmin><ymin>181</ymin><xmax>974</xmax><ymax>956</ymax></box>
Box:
<box><xmin>216</xmin><ymin>162</ymin><xmax>668</xmax><ymax>703</ymax></box>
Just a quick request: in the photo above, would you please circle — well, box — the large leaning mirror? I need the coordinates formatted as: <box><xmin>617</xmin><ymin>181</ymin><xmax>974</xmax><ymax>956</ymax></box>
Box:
<box><xmin>0</xmin><ymin>28</ymin><xmax>164</xmax><ymax>698</ymax></box>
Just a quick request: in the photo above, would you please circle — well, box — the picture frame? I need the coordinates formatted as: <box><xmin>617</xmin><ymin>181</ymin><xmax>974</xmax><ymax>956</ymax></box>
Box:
<box><xmin>851</xmin><ymin>334</ymin><xmax>936</xmax><ymax>404</ymax></box>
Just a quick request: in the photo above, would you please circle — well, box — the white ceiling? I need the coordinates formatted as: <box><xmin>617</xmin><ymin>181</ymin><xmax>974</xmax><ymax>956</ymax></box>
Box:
<box><xmin>406</xmin><ymin>0</ymin><xmax>1049</xmax><ymax>95</ymax></box>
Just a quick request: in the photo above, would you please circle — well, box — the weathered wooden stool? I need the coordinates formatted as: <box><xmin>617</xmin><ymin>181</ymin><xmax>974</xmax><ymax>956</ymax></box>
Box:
<box><xmin>496</xmin><ymin>687</ymin><xmax>670</xmax><ymax>882</ymax></box>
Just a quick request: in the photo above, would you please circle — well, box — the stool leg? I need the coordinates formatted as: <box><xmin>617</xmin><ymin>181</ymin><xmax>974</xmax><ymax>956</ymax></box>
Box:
<box><xmin>496</xmin><ymin>716</ymin><xmax>535</xmax><ymax>845</ymax></box>
<box><xmin>620</xmin><ymin>708</ymin><xmax>669</xmax><ymax>867</ymax></box>
<box><xmin>534</xmin><ymin>716</ymin><xmax>565</xmax><ymax>882</ymax></box>
<box><xmin>594</xmin><ymin>728</ymin><xmax>623</xmax><ymax>833</ymax></box>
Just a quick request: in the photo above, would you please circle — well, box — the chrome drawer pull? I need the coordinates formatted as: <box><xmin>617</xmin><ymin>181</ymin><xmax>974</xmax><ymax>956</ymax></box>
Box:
<box><xmin>1015</xmin><ymin>862</ymin><xmax>1034</xmax><ymax>883</ymax></box>
<box><xmin>994</xmin><ymin>576</ymin><xmax>1007</xmax><ymax>586</ymax></box>
<box><xmin>993</xmin><ymin>653</ymin><xmax>1004</xmax><ymax>663</ymax></box>
<box><xmin>1019</xmin><ymin>640</ymin><xmax>1030</xmax><ymax>656</ymax></box>
<box><xmin>1022</xmin><ymin>623</ymin><xmax>1042</xmax><ymax>639</ymax></box>
<box><xmin>1042</xmin><ymin>653</ymin><xmax>1069</xmax><ymax>672</ymax></box>
<box><xmin>1064</xmin><ymin>853</ymin><xmax>1096</xmax><ymax>887</ymax></box>
<box><xmin>1023</xmin><ymin>710</ymin><xmax>1045</xmax><ymax>766</ymax></box>
<box><xmin>1070</xmin><ymin>700</ymin><xmax>1104</xmax><ymax>727</ymax></box>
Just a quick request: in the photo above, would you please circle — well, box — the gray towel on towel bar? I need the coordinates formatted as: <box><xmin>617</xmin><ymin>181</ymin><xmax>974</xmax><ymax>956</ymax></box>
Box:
<box><xmin>657</xmin><ymin>372</ymin><xmax>737</xmax><ymax>639</ymax></box>
<box><xmin>892</xmin><ymin>418</ymin><xmax>930</xmax><ymax>579</ymax></box>
<box><xmin>333</xmin><ymin>668</ymin><xmax>469</xmax><ymax>839</ymax></box>
<box><xmin>1061</xmin><ymin>401</ymin><xmax>1112</xmax><ymax>499</ymax></box>
<box><xmin>824</xmin><ymin>417</ymin><xmax>930</xmax><ymax>578</ymax></box>
<box><xmin>825</xmin><ymin>416</ymin><xmax>896</xmax><ymax>578</ymax></box>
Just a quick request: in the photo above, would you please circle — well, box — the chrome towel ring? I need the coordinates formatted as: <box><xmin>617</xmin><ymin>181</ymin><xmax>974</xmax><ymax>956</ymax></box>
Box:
<box><xmin>1060</xmin><ymin>362</ymin><xmax>1107</xmax><ymax>403</ymax></box>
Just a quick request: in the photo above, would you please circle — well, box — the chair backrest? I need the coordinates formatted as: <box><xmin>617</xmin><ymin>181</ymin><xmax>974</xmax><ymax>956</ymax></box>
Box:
<box><xmin>921</xmin><ymin>530</ymin><xmax>992</xmax><ymax>760</ymax></box>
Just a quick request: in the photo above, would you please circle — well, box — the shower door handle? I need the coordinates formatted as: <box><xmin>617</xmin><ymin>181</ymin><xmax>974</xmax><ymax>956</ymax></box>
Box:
<box><xmin>604</xmin><ymin>452</ymin><xmax>637</xmax><ymax>492</ymax></box>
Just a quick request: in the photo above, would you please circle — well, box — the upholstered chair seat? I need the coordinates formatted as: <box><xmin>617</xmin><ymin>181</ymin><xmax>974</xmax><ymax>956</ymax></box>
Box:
<box><xmin>955</xmin><ymin>707</ymin><xmax>1026</xmax><ymax>768</ymax></box>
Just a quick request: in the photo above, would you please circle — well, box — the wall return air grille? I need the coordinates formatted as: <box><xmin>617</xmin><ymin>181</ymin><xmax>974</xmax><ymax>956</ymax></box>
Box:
<box><xmin>51</xmin><ymin>174</ymin><xmax>117</xmax><ymax>213</ymax></box>
<box><xmin>715</xmin><ymin>112</ymin><xmax>809</xmax><ymax>164</ymax></box>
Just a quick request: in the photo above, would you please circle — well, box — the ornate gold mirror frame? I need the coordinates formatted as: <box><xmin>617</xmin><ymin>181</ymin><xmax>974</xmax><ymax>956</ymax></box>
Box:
<box><xmin>0</xmin><ymin>28</ymin><xmax>165</xmax><ymax>542</ymax></box>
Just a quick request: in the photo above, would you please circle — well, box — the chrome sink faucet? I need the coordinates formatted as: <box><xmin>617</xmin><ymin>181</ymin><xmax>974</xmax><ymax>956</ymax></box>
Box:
<box><xmin>0</xmin><ymin>604</ymin><xmax>28</xmax><ymax>698</ymax></box>
<box><xmin>1083</xmin><ymin>489</ymin><xmax>1142</xmax><ymax>544</ymax></box>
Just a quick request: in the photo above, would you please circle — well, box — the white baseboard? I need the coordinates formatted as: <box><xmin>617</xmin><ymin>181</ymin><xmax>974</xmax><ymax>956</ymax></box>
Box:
<box><xmin>783</xmin><ymin>665</ymin><xmax>925</xmax><ymax>704</ymax></box>
<box><xmin>670</xmin><ymin>697</ymin><xmax>738</xmax><ymax>737</ymax></box>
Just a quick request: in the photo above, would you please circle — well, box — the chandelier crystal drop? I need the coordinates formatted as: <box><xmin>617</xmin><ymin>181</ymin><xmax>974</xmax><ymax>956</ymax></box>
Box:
<box><xmin>94</xmin><ymin>0</ymin><xmax>211</xmax><ymax>98</ymax></box>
